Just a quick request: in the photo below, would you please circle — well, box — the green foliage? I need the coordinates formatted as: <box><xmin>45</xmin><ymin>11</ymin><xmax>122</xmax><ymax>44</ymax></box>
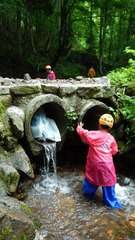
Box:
<box><xmin>108</xmin><ymin>49</ymin><xmax>135</xmax><ymax>146</ymax></box>
<box><xmin>0</xmin><ymin>101</ymin><xmax>5</xmax><ymax>115</ymax></box>
<box><xmin>65</xmin><ymin>110</ymin><xmax>79</xmax><ymax>132</ymax></box>
<box><xmin>0</xmin><ymin>226</ymin><xmax>12</xmax><ymax>240</ymax></box>
<box><xmin>0</xmin><ymin>227</ymin><xmax>27</xmax><ymax>240</ymax></box>
<box><xmin>21</xmin><ymin>203</ymin><xmax>41</xmax><ymax>229</ymax></box>
<box><xmin>21</xmin><ymin>203</ymin><xmax>33</xmax><ymax>216</ymax></box>
<box><xmin>54</xmin><ymin>60</ymin><xmax>87</xmax><ymax>78</ymax></box>
<box><xmin>1</xmin><ymin>0</ymin><xmax>135</xmax><ymax>77</ymax></box>
<box><xmin>12</xmin><ymin>235</ymin><xmax>27</xmax><ymax>240</ymax></box>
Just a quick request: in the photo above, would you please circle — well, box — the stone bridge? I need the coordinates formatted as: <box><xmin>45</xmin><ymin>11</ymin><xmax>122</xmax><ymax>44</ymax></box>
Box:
<box><xmin>0</xmin><ymin>75</ymin><xmax>116</xmax><ymax>196</ymax></box>
<box><xmin>0</xmin><ymin>76</ymin><xmax>115</xmax><ymax>156</ymax></box>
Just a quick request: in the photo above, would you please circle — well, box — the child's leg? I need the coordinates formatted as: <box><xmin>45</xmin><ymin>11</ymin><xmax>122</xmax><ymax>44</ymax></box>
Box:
<box><xmin>83</xmin><ymin>178</ymin><xmax>98</xmax><ymax>200</ymax></box>
<box><xmin>102</xmin><ymin>185</ymin><xmax>123</xmax><ymax>209</ymax></box>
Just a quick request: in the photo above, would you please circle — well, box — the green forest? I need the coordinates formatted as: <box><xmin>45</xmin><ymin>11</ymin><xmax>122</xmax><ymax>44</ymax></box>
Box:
<box><xmin>0</xmin><ymin>0</ymin><xmax>135</xmax><ymax>147</ymax></box>
<box><xmin>1</xmin><ymin>0</ymin><xmax>135</xmax><ymax>78</ymax></box>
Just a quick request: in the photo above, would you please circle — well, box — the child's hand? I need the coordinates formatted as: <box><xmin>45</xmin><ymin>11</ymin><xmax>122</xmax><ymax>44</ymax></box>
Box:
<box><xmin>77</xmin><ymin>122</ymin><xmax>84</xmax><ymax>128</ymax></box>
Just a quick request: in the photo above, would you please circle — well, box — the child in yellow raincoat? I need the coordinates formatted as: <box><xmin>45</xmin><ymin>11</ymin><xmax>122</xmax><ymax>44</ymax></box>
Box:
<box><xmin>88</xmin><ymin>67</ymin><xmax>96</xmax><ymax>78</ymax></box>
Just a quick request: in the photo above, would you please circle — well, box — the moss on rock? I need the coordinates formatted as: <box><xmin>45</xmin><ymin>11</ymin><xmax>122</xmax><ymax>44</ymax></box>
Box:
<box><xmin>10</xmin><ymin>84</ymin><xmax>41</xmax><ymax>95</ymax></box>
<box><xmin>126</xmin><ymin>81</ymin><xmax>135</xmax><ymax>96</ymax></box>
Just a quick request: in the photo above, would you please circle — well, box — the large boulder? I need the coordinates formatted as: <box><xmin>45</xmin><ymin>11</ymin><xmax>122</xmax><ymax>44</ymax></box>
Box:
<box><xmin>0</xmin><ymin>196</ymin><xmax>36</xmax><ymax>240</ymax></box>
<box><xmin>0</xmin><ymin>145</ymin><xmax>34</xmax><ymax>194</ymax></box>
<box><xmin>0</xmin><ymin>162</ymin><xmax>20</xmax><ymax>194</ymax></box>
<box><xmin>6</xmin><ymin>106</ymin><xmax>24</xmax><ymax>139</ymax></box>
<box><xmin>10</xmin><ymin>144</ymin><xmax>34</xmax><ymax>179</ymax></box>
<box><xmin>0</xmin><ymin>145</ymin><xmax>34</xmax><ymax>179</ymax></box>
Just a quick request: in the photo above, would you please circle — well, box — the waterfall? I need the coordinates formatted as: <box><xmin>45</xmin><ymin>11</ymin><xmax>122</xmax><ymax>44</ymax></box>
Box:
<box><xmin>42</xmin><ymin>142</ymin><xmax>57</xmax><ymax>174</ymax></box>
<box><xmin>30</xmin><ymin>107</ymin><xmax>61</xmax><ymax>175</ymax></box>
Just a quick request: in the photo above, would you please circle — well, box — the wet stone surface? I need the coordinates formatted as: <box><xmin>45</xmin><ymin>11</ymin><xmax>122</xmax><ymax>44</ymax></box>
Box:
<box><xmin>23</xmin><ymin>164</ymin><xmax>135</xmax><ymax>240</ymax></box>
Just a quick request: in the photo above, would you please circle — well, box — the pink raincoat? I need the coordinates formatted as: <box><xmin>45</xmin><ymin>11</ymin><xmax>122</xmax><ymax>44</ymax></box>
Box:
<box><xmin>47</xmin><ymin>71</ymin><xmax>56</xmax><ymax>80</ymax></box>
<box><xmin>77</xmin><ymin>126</ymin><xmax>118</xmax><ymax>186</ymax></box>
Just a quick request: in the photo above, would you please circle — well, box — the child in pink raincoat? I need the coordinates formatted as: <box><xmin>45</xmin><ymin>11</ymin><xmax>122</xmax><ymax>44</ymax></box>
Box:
<box><xmin>45</xmin><ymin>65</ymin><xmax>56</xmax><ymax>80</ymax></box>
<box><xmin>77</xmin><ymin>114</ymin><xmax>122</xmax><ymax>209</ymax></box>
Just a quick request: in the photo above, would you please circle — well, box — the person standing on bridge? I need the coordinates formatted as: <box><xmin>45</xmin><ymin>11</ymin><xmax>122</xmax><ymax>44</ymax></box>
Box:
<box><xmin>45</xmin><ymin>65</ymin><xmax>56</xmax><ymax>80</ymax></box>
<box><xmin>88</xmin><ymin>66</ymin><xmax>96</xmax><ymax>78</ymax></box>
<box><xmin>76</xmin><ymin>114</ymin><xmax>122</xmax><ymax>209</ymax></box>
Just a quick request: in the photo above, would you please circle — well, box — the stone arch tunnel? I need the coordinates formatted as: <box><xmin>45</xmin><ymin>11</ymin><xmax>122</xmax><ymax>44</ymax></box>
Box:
<box><xmin>0</xmin><ymin>76</ymin><xmax>114</xmax><ymax>156</ymax></box>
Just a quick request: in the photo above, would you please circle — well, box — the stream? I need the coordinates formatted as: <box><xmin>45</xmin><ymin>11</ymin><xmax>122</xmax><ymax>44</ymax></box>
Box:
<box><xmin>24</xmin><ymin>162</ymin><xmax>135</xmax><ymax>240</ymax></box>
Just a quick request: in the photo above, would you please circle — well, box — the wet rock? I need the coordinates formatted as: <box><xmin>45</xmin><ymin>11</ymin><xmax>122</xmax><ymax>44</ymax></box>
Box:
<box><xmin>10</xmin><ymin>144</ymin><xmax>34</xmax><ymax>179</ymax></box>
<box><xmin>0</xmin><ymin>196</ymin><xmax>36</xmax><ymax>240</ymax></box>
<box><xmin>0</xmin><ymin>95</ymin><xmax>12</xmax><ymax>108</ymax></box>
<box><xmin>0</xmin><ymin>144</ymin><xmax>34</xmax><ymax>194</ymax></box>
<box><xmin>34</xmin><ymin>231</ymin><xmax>44</xmax><ymax>240</ymax></box>
<box><xmin>75</xmin><ymin>76</ymin><xmax>83</xmax><ymax>81</ymax></box>
<box><xmin>6</xmin><ymin>106</ymin><xmax>24</xmax><ymax>121</ymax></box>
<box><xmin>12</xmin><ymin>94</ymin><xmax>40</xmax><ymax>109</ymax></box>
<box><xmin>7</xmin><ymin>108</ymin><xmax>24</xmax><ymax>139</ymax></box>
<box><xmin>24</xmin><ymin>73</ymin><xmax>31</xmax><ymax>81</ymax></box>
<box><xmin>0</xmin><ymin>86</ymin><xmax>11</xmax><ymax>95</ymax></box>
<box><xmin>0</xmin><ymin>162</ymin><xmax>20</xmax><ymax>194</ymax></box>
<box><xmin>0</xmin><ymin>181</ymin><xmax>7</xmax><ymax>195</ymax></box>
<box><xmin>42</xmin><ymin>83</ymin><xmax>59</xmax><ymax>94</ymax></box>
<box><xmin>77</xmin><ymin>84</ymin><xmax>114</xmax><ymax>98</ymax></box>
<box><xmin>59</xmin><ymin>84</ymin><xmax>78</xmax><ymax>97</ymax></box>
<box><xmin>124</xmin><ymin>177</ymin><xmax>130</xmax><ymax>185</ymax></box>
<box><xmin>5</xmin><ymin>136</ymin><xmax>18</xmax><ymax>150</ymax></box>
<box><xmin>10</xmin><ymin>115</ymin><xmax>24</xmax><ymax>138</ymax></box>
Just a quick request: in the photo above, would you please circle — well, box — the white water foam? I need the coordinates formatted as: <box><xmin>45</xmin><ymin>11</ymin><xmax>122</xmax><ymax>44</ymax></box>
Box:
<box><xmin>34</xmin><ymin>174</ymin><xmax>71</xmax><ymax>195</ymax></box>
<box><xmin>116</xmin><ymin>181</ymin><xmax>135</xmax><ymax>207</ymax></box>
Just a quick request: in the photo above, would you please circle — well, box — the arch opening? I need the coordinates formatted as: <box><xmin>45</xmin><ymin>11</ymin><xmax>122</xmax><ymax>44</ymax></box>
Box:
<box><xmin>25</xmin><ymin>94</ymin><xmax>70</xmax><ymax>156</ymax></box>
<box><xmin>78</xmin><ymin>101</ymin><xmax>108</xmax><ymax>133</ymax></box>
<box><xmin>82</xmin><ymin>105</ymin><xmax>108</xmax><ymax>131</ymax></box>
<box><xmin>30</xmin><ymin>102</ymin><xmax>68</xmax><ymax>142</ymax></box>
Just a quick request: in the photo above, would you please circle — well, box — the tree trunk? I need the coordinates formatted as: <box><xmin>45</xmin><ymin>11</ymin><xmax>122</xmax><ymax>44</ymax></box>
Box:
<box><xmin>118</xmin><ymin>14</ymin><xmax>122</xmax><ymax>50</ymax></box>
<box><xmin>99</xmin><ymin>8</ymin><xmax>103</xmax><ymax>61</ymax></box>
<box><xmin>51</xmin><ymin>0</ymin><xmax>69</xmax><ymax>68</ymax></box>
<box><xmin>17</xmin><ymin>4</ymin><xmax>23</xmax><ymax>62</ymax></box>
<box><xmin>29</xmin><ymin>13</ymin><xmax>39</xmax><ymax>71</ymax></box>
<box><xmin>126</xmin><ymin>10</ymin><xmax>133</xmax><ymax>44</ymax></box>
<box><xmin>108</xmin><ymin>19</ymin><xmax>114</xmax><ymax>63</ymax></box>
<box><xmin>89</xmin><ymin>0</ymin><xmax>93</xmax><ymax>51</ymax></box>
<box><xmin>99</xmin><ymin>2</ymin><xmax>108</xmax><ymax>75</ymax></box>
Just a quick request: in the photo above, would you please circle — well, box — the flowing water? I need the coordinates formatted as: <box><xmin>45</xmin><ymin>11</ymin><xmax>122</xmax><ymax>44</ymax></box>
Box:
<box><xmin>24</xmin><ymin>162</ymin><xmax>135</xmax><ymax>240</ymax></box>
<box><xmin>42</xmin><ymin>142</ymin><xmax>57</xmax><ymax>174</ymax></box>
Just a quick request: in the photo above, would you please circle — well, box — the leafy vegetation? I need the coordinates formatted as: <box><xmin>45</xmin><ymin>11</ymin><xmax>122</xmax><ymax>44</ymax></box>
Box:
<box><xmin>1</xmin><ymin>0</ymin><xmax>135</xmax><ymax>77</ymax></box>
<box><xmin>0</xmin><ymin>226</ymin><xmax>27</xmax><ymax>240</ymax></box>
<box><xmin>65</xmin><ymin>110</ymin><xmax>79</xmax><ymax>132</ymax></box>
<box><xmin>107</xmin><ymin>49</ymin><xmax>135</xmax><ymax>147</ymax></box>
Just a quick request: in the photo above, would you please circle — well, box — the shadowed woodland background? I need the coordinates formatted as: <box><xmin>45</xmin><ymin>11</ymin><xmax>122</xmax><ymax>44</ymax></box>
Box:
<box><xmin>1</xmin><ymin>0</ymin><xmax>135</xmax><ymax>78</ymax></box>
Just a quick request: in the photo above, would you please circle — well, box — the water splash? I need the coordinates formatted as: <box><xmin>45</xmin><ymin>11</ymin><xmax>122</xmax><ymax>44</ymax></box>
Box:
<box><xmin>42</xmin><ymin>142</ymin><xmax>57</xmax><ymax>174</ymax></box>
<box><xmin>25</xmin><ymin>167</ymin><xmax>135</xmax><ymax>240</ymax></box>
<box><xmin>34</xmin><ymin>173</ymin><xmax>70</xmax><ymax>195</ymax></box>
<box><xmin>116</xmin><ymin>181</ymin><xmax>135</xmax><ymax>207</ymax></box>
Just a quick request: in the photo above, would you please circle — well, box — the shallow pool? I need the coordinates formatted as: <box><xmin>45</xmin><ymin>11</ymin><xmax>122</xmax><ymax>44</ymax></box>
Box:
<box><xmin>24</xmin><ymin>163</ymin><xmax>135</xmax><ymax>240</ymax></box>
